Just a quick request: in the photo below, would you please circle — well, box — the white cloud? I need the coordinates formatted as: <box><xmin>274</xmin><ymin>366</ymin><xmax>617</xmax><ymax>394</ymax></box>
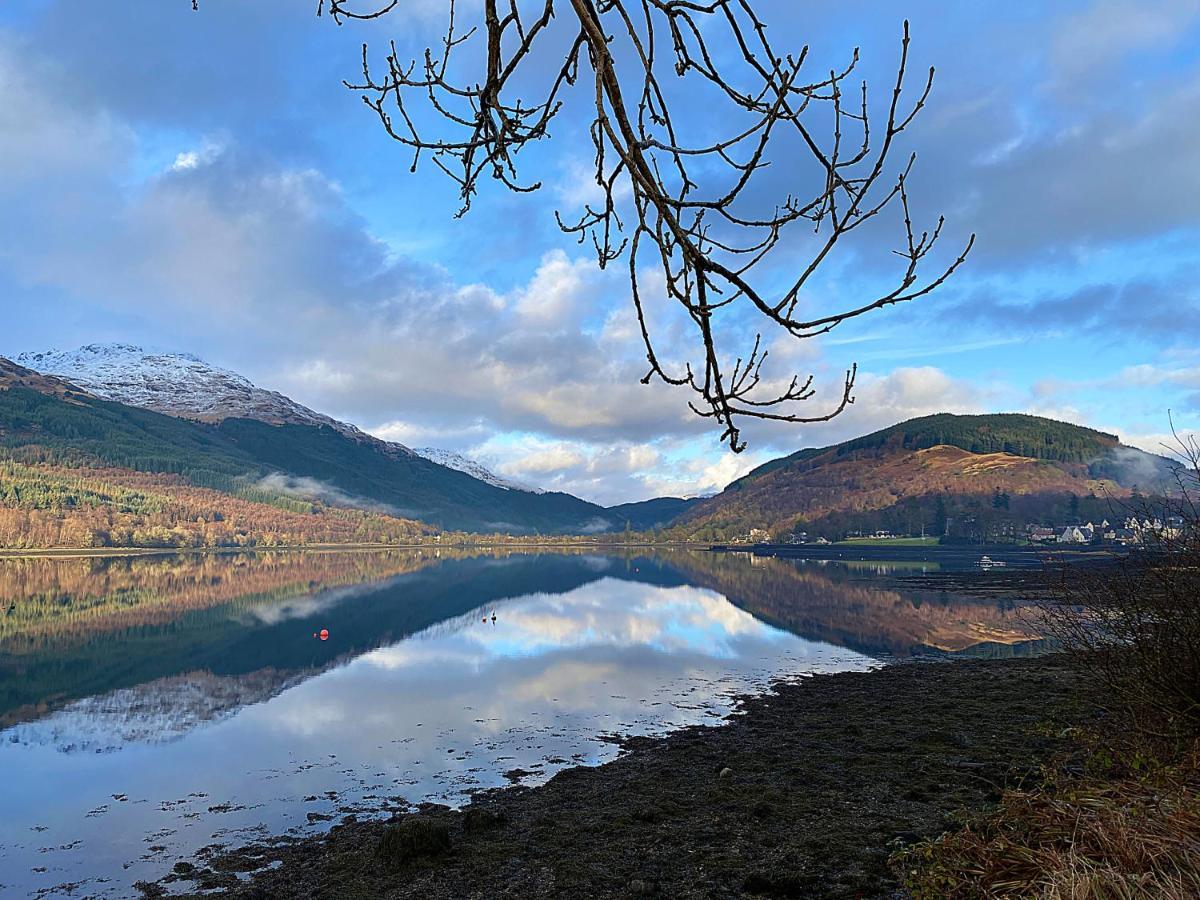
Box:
<box><xmin>512</xmin><ymin>250</ymin><xmax>595</xmax><ymax>324</ymax></box>
<box><xmin>1120</xmin><ymin>431</ymin><xmax>1199</xmax><ymax>457</ymax></box>
<box><xmin>466</xmin><ymin>435</ymin><xmax>669</xmax><ymax>504</ymax></box>
<box><xmin>555</xmin><ymin>155</ymin><xmax>634</xmax><ymax>210</ymax></box>
<box><xmin>169</xmin><ymin>141</ymin><xmax>224</xmax><ymax>172</ymax></box>
<box><xmin>495</xmin><ymin>439</ymin><xmax>589</xmax><ymax>476</ymax></box>
<box><xmin>287</xmin><ymin>359</ymin><xmax>355</xmax><ymax>391</ymax></box>
<box><xmin>369</xmin><ymin>419</ymin><xmax>491</xmax><ymax>449</ymax></box>
<box><xmin>640</xmin><ymin>445</ymin><xmax>773</xmax><ymax>500</ymax></box>
<box><xmin>1112</xmin><ymin>363</ymin><xmax>1200</xmax><ymax>390</ymax></box>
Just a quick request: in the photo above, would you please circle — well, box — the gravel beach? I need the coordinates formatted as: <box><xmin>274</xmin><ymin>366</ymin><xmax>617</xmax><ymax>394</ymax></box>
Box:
<box><xmin>162</xmin><ymin>654</ymin><xmax>1094</xmax><ymax>899</ymax></box>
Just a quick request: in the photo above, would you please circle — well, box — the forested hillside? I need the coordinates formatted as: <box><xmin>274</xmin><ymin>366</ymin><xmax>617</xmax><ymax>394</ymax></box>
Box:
<box><xmin>735</xmin><ymin>413</ymin><xmax>1122</xmax><ymax>487</ymax></box>
<box><xmin>0</xmin><ymin>455</ymin><xmax>432</xmax><ymax>550</ymax></box>
<box><xmin>0</xmin><ymin>376</ymin><xmax>621</xmax><ymax>535</ymax></box>
<box><xmin>675</xmin><ymin>414</ymin><xmax>1174</xmax><ymax>542</ymax></box>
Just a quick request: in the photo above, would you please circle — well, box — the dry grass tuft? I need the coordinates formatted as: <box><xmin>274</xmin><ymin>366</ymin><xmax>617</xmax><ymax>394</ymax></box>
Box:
<box><xmin>895</xmin><ymin>742</ymin><xmax>1200</xmax><ymax>899</ymax></box>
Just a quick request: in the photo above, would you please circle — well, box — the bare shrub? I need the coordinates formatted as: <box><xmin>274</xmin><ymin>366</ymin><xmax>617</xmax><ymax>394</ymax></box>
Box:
<box><xmin>1040</xmin><ymin>425</ymin><xmax>1200</xmax><ymax>738</ymax></box>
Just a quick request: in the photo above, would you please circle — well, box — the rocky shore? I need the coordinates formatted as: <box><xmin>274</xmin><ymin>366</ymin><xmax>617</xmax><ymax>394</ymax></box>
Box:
<box><xmin>160</xmin><ymin>655</ymin><xmax>1096</xmax><ymax>899</ymax></box>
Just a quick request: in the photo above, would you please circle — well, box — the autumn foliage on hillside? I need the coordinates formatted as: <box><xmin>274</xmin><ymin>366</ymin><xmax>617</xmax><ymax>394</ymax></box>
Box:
<box><xmin>676</xmin><ymin>444</ymin><xmax>1132</xmax><ymax>540</ymax></box>
<box><xmin>0</xmin><ymin>457</ymin><xmax>434</xmax><ymax>549</ymax></box>
<box><xmin>898</xmin><ymin>433</ymin><xmax>1200</xmax><ymax>898</ymax></box>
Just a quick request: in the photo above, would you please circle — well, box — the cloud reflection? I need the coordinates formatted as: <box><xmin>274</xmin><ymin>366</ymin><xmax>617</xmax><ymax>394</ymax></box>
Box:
<box><xmin>365</xmin><ymin>579</ymin><xmax>784</xmax><ymax>670</ymax></box>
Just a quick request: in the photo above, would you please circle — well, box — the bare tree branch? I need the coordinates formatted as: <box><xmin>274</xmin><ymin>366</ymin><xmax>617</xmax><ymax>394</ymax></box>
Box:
<box><xmin>210</xmin><ymin>1</ymin><xmax>976</xmax><ymax>451</ymax></box>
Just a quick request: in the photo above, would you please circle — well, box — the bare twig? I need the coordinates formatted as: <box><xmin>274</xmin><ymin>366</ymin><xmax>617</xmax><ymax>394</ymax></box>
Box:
<box><xmin>291</xmin><ymin>2</ymin><xmax>973</xmax><ymax>450</ymax></box>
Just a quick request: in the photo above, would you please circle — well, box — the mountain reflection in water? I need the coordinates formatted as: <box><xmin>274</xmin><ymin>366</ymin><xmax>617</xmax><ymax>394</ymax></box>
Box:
<box><xmin>0</xmin><ymin>549</ymin><xmax>1043</xmax><ymax>898</ymax></box>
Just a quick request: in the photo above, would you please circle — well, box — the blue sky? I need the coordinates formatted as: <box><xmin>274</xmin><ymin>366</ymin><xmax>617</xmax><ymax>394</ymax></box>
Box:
<box><xmin>1</xmin><ymin>0</ymin><xmax>1198</xmax><ymax>504</ymax></box>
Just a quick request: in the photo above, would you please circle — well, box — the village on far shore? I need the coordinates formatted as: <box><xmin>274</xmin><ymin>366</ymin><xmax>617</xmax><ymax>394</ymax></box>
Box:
<box><xmin>731</xmin><ymin>515</ymin><xmax>1187</xmax><ymax>548</ymax></box>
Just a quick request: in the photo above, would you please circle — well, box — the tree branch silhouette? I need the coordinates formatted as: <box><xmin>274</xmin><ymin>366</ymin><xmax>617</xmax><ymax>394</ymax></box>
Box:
<box><xmin>248</xmin><ymin>2</ymin><xmax>975</xmax><ymax>450</ymax></box>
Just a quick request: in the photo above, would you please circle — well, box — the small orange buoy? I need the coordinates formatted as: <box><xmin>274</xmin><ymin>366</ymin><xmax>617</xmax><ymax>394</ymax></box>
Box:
<box><xmin>319</xmin><ymin>628</ymin><xmax>329</xmax><ymax>641</ymax></box>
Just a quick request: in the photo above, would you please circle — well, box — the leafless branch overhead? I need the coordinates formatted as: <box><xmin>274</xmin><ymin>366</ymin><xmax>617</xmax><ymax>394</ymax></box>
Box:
<box><xmin>305</xmin><ymin>1</ymin><xmax>974</xmax><ymax>451</ymax></box>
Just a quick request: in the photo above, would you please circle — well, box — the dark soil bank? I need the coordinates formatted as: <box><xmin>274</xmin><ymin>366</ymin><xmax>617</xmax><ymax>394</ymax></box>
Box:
<box><xmin>168</xmin><ymin>657</ymin><xmax>1094</xmax><ymax>900</ymax></box>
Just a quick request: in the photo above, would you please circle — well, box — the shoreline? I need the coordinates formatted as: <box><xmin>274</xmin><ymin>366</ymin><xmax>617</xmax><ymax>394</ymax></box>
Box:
<box><xmin>0</xmin><ymin>540</ymin><xmax>1113</xmax><ymax>563</ymax></box>
<box><xmin>166</xmin><ymin>655</ymin><xmax>1095</xmax><ymax>899</ymax></box>
<box><xmin>723</xmin><ymin>541</ymin><xmax>1119</xmax><ymax>565</ymax></box>
<box><xmin>0</xmin><ymin>541</ymin><xmax>706</xmax><ymax>560</ymax></box>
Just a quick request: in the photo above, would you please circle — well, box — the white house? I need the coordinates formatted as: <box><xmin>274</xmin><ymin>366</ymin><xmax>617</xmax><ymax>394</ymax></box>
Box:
<box><xmin>1058</xmin><ymin>526</ymin><xmax>1088</xmax><ymax>544</ymax></box>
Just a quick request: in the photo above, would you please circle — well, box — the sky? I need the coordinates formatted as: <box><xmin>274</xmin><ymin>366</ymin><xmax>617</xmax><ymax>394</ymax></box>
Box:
<box><xmin>1</xmin><ymin>0</ymin><xmax>1198</xmax><ymax>506</ymax></box>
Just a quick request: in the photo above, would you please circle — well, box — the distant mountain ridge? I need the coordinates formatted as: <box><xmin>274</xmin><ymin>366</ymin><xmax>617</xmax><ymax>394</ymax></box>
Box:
<box><xmin>8</xmin><ymin>346</ymin><xmax>1172</xmax><ymax>542</ymax></box>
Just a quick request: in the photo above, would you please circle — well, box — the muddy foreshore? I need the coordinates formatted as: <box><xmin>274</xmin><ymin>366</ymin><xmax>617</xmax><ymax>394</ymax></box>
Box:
<box><xmin>158</xmin><ymin>655</ymin><xmax>1096</xmax><ymax>900</ymax></box>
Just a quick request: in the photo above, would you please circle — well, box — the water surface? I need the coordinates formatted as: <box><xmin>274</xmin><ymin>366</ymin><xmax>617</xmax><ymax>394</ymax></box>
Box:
<box><xmin>0</xmin><ymin>548</ymin><xmax>1040</xmax><ymax>897</ymax></box>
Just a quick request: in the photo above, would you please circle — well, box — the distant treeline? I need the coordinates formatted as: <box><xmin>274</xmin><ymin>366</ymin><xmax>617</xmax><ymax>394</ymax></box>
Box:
<box><xmin>834</xmin><ymin>413</ymin><xmax>1118</xmax><ymax>464</ymax></box>
<box><xmin>0</xmin><ymin>456</ymin><xmax>432</xmax><ymax>550</ymax></box>
<box><xmin>671</xmin><ymin>489</ymin><xmax>1134</xmax><ymax>546</ymax></box>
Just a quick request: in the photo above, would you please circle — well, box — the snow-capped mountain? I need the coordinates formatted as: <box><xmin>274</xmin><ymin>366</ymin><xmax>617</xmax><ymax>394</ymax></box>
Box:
<box><xmin>17</xmin><ymin>344</ymin><xmax>374</xmax><ymax>439</ymax></box>
<box><xmin>414</xmin><ymin>447</ymin><xmax>543</xmax><ymax>494</ymax></box>
<box><xmin>17</xmin><ymin>343</ymin><xmax>545</xmax><ymax>494</ymax></box>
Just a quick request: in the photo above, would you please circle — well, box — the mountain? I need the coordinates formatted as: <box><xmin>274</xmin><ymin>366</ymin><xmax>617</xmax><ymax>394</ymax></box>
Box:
<box><xmin>16</xmin><ymin>344</ymin><xmax>378</xmax><ymax>441</ymax></box>
<box><xmin>3</xmin><ymin>349</ymin><xmax>673</xmax><ymax>534</ymax></box>
<box><xmin>607</xmin><ymin>496</ymin><xmax>700</xmax><ymax>531</ymax></box>
<box><xmin>0</xmin><ymin>371</ymin><xmax>614</xmax><ymax>535</ymax></box>
<box><xmin>16</xmin><ymin>347</ymin><xmax>1164</xmax><ymax>543</ymax></box>
<box><xmin>20</xmin><ymin>344</ymin><xmax>555</xmax><ymax>495</ymax></box>
<box><xmin>672</xmin><ymin>413</ymin><xmax>1177</xmax><ymax>541</ymax></box>
<box><xmin>0</xmin><ymin>369</ymin><xmax>435</xmax><ymax>549</ymax></box>
<box><xmin>413</xmin><ymin>447</ymin><xmax>541</xmax><ymax>493</ymax></box>
<box><xmin>11</xmin><ymin>344</ymin><xmax>719</xmax><ymax>534</ymax></box>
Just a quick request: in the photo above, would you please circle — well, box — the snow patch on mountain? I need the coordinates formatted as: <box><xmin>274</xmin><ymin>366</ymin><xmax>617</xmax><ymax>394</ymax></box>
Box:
<box><xmin>414</xmin><ymin>447</ymin><xmax>544</xmax><ymax>493</ymax></box>
<box><xmin>16</xmin><ymin>343</ymin><xmax>380</xmax><ymax>442</ymax></box>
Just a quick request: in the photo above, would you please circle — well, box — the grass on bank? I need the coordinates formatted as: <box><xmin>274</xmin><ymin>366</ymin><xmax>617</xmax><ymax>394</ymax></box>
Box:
<box><xmin>894</xmin><ymin>736</ymin><xmax>1200</xmax><ymax>899</ymax></box>
<box><xmin>834</xmin><ymin>536</ymin><xmax>941</xmax><ymax>547</ymax></box>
